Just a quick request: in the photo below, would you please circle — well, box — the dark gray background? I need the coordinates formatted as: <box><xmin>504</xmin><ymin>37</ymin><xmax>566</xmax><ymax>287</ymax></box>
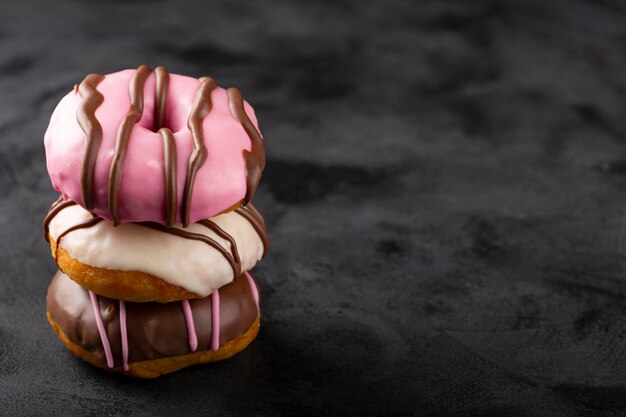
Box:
<box><xmin>1</xmin><ymin>0</ymin><xmax>626</xmax><ymax>416</ymax></box>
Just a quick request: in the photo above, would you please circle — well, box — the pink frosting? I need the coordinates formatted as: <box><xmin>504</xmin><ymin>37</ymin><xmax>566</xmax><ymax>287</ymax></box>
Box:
<box><xmin>44</xmin><ymin>69</ymin><xmax>261</xmax><ymax>224</ymax></box>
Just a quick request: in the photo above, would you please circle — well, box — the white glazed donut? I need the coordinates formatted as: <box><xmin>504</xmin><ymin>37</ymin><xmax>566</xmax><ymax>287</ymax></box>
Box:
<box><xmin>44</xmin><ymin>198</ymin><xmax>269</xmax><ymax>298</ymax></box>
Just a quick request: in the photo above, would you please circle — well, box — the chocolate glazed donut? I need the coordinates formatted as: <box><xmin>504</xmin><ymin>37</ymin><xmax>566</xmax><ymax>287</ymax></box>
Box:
<box><xmin>46</xmin><ymin>270</ymin><xmax>260</xmax><ymax>376</ymax></box>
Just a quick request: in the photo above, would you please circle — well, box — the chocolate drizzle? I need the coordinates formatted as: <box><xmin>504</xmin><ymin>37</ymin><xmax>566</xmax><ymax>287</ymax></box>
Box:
<box><xmin>76</xmin><ymin>73</ymin><xmax>105</xmax><ymax>210</ymax></box>
<box><xmin>227</xmin><ymin>88</ymin><xmax>266</xmax><ymax>205</ymax></box>
<box><xmin>72</xmin><ymin>66</ymin><xmax>267</xmax><ymax>226</ymax></box>
<box><xmin>182</xmin><ymin>77</ymin><xmax>217</xmax><ymax>227</ymax></box>
<box><xmin>138</xmin><ymin>222</ymin><xmax>240</xmax><ymax>277</ymax></box>
<box><xmin>158</xmin><ymin>128</ymin><xmax>177</xmax><ymax>226</ymax></box>
<box><xmin>54</xmin><ymin>217</ymin><xmax>103</xmax><ymax>262</ymax></box>
<box><xmin>235</xmin><ymin>204</ymin><xmax>269</xmax><ymax>256</ymax></box>
<box><xmin>153</xmin><ymin>66</ymin><xmax>169</xmax><ymax>131</ymax></box>
<box><xmin>154</xmin><ymin>67</ymin><xmax>178</xmax><ymax>226</ymax></box>
<box><xmin>43</xmin><ymin>197</ymin><xmax>77</xmax><ymax>241</ymax></box>
<box><xmin>108</xmin><ymin>65</ymin><xmax>152</xmax><ymax>226</ymax></box>
<box><xmin>43</xmin><ymin>199</ymin><xmax>268</xmax><ymax>278</ymax></box>
<box><xmin>198</xmin><ymin>219</ymin><xmax>241</xmax><ymax>266</ymax></box>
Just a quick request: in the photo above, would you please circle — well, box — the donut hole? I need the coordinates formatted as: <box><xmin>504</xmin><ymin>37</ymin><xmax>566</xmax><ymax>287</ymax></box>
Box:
<box><xmin>161</xmin><ymin>103</ymin><xmax>189</xmax><ymax>134</ymax></box>
<box><xmin>138</xmin><ymin>104</ymin><xmax>187</xmax><ymax>134</ymax></box>
<box><xmin>137</xmin><ymin>105</ymin><xmax>187</xmax><ymax>133</ymax></box>
<box><xmin>137</xmin><ymin>113</ymin><xmax>158</xmax><ymax>133</ymax></box>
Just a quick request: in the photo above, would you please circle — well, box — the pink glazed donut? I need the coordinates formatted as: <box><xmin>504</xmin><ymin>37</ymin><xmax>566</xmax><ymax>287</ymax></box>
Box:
<box><xmin>44</xmin><ymin>65</ymin><xmax>265</xmax><ymax>226</ymax></box>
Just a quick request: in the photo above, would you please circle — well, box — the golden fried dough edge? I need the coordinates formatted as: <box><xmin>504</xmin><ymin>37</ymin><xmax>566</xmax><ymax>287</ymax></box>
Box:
<box><xmin>49</xmin><ymin>237</ymin><xmax>201</xmax><ymax>302</ymax></box>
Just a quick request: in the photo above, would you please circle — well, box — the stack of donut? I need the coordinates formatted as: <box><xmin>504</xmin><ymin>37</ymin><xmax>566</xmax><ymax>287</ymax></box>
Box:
<box><xmin>42</xmin><ymin>65</ymin><xmax>268</xmax><ymax>378</ymax></box>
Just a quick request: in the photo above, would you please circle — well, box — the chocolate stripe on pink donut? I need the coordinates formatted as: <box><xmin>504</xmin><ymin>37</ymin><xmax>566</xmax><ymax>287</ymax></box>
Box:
<box><xmin>76</xmin><ymin>73</ymin><xmax>105</xmax><ymax>210</ymax></box>
<box><xmin>182</xmin><ymin>77</ymin><xmax>217</xmax><ymax>227</ymax></box>
<box><xmin>227</xmin><ymin>88</ymin><xmax>266</xmax><ymax>205</ymax></box>
<box><xmin>158</xmin><ymin>128</ymin><xmax>178</xmax><ymax>226</ymax></box>
<box><xmin>108</xmin><ymin>64</ymin><xmax>152</xmax><ymax>226</ymax></box>
<box><xmin>153</xmin><ymin>66</ymin><xmax>169</xmax><ymax>131</ymax></box>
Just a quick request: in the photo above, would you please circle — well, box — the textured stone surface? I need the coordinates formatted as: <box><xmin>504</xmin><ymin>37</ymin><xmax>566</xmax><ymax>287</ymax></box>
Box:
<box><xmin>2</xmin><ymin>0</ymin><xmax>626</xmax><ymax>415</ymax></box>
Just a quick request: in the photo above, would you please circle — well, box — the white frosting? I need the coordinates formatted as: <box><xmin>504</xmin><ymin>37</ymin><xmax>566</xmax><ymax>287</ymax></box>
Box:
<box><xmin>48</xmin><ymin>204</ymin><xmax>264</xmax><ymax>296</ymax></box>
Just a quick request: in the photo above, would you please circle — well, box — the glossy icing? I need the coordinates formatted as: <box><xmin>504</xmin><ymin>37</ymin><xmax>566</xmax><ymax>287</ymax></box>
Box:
<box><xmin>47</xmin><ymin>202</ymin><xmax>266</xmax><ymax>296</ymax></box>
<box><xmin>48</xmin><ymin>270</ymin><xmax>260</xmax><ymax>368</ymax></box>
<box><xmin>45</xmin><ymin>67</ymin><xmax>265</xmax><ymax>225</ymax></box>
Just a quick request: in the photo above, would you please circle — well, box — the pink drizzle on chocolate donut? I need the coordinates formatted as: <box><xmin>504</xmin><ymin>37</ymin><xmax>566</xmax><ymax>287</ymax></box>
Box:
<box><xmin>245</xmin><ymin>271</ymin><xmax>259</xmax><ymax>310</ymax></box>
<box><xmin>211</xmin><ymin>291</ymin><xmax>220</xmax><ymax>351</ymax></box>
<box><xmin>119</xmin><ymin>300</ymin><xmax>129</xmax><ymax>371</ymax></box>
<box><xmin>89</xmin><ymin>291</ymin><xmax>114</xmax><ymax>368</ymax></box>
<box><xmin>181</xmin><ymin>300</ymin><xmax>198</xmax><ymax>352</ymax></box>
<box><xmin>48</xmin><ymin>271</ymin><xmax>260</xmax><ymax>369</ymax></box>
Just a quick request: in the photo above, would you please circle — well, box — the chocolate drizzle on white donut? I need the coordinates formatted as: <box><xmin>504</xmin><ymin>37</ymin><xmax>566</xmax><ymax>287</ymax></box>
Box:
<box><xmin>234</xmin><ymin>205</ymin><xmax>269</xmax><ymax>256</ymax></box>
<box><xmin>44</xmin><ymin>198</ymin><xmax>268</xmax><ymax>284</ymax></box>
<box><xmin>43</xmin><ymin>197</ymin><xmax>77</xmax><ymax>242</ymax></box>
<box><xmin>137</xmin><ymin>221</ymin><xmax>241</xmax><ymax>278</ymax></box>
<box><xmin>53</xmin><ymin>217</ymin><xmax>103</xmax><ymax>263</ymax></box>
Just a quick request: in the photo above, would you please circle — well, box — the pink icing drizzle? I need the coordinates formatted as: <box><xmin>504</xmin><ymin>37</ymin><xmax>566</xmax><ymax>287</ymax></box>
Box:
<box><xmin>119</xmin><ymin>300</ymin><xmax>129</xmax><ymax>371</ymax></box>
<box><xmin>244</xmin><ymin>271</ymin><xmax>259</xmax><ymax>311</ymax></box>
<box><xmin>211</xmin><ymin>290</ymin><xmax>220</xmax><ymax>351</ymax></box>
<box><xmin>181</xmin><ymin>300</ymin><xmax>198</xmax><ymax>352</ymax></box>
<box><xmin>88</xmin><ymin>290</ymin><xmax>114</xmax><ymax>368</ymax></box>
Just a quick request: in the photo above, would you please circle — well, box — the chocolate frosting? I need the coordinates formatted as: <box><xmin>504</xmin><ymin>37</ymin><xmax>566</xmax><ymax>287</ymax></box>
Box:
<box><xmin>47</xmin><ymin>270</ymin><xmax>259</xmax><ymax>365</ymax></box>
